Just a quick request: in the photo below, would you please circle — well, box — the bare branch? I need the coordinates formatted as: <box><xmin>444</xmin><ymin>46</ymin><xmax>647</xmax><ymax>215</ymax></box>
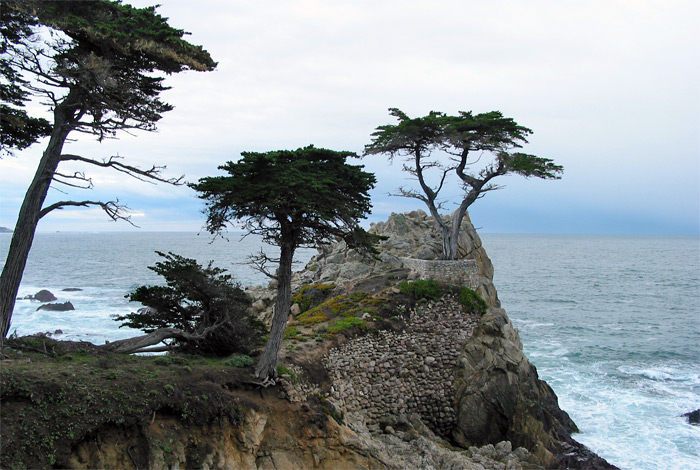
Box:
<box><xmin>391</xmin><ymin>186</ymin><xmax>429</xmax><ymax>203</ymax></box>
<box><xmin>39</xmin><ymin>199</ymin><xmax>136</xmax><ymax>226</ymax></box>
<box><xmin>60</xmin><ymin>154</ymin><xmax>184</xmax><ymax>185</ymax></box>
<box><xmin>51</xmin><ymin>171</ymin><xmax>94</xmax><ymax>190</ymax></box>
<box><xmin>248</xmin><ymin>249</ymin><xmax>279</xmax><ymax>280</ymax></box>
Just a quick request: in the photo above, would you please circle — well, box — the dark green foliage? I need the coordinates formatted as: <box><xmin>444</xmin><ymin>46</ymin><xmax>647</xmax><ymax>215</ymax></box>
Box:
<box><xmin>0</xmin><ymin>0</ymin><xmax>217</xmax><ymax>341</ymax></box>
<box><xmin>192</xmin><ymin>145</ymin><xmax>380</xmax><ymax>379</ymax></box>
<box><xmin>398</xmin><ymin>279</ymin><xmax>443</xmax><ymax>301</ymax></box>
<box><xmin>366</xmin><ymin>108</ymin><xmax>563</xmax><ymax>182</ymax></box>
<box><xmin>191</xmin><ymin>146</ymin><xmax>379</xmax><ymax>253</ymax></box>
<box><xmin>0</xmin><ymin>5</ymin><xmax>51</xmax><ymax>155</ymax></box>
<box><xmin>224</xmin><ymin>354</ymin><xmax>255</xmax><ymax>368</ymax></box>
<box><xmin>116</xmin><ymin>251</ymin><xmax>263</xmax><ymax>356</ymax></box>
<box><xmin>2</xmin><ymin>0</ymin><xmax>216</xmax><ymax>142</ymax></box>
<box><xmin>397</xmin><ymin>280</ymin><xmax>488</xmax><ymax>314</ymax></box>
<box><xmin>365</xmin><ymin>108</ymin><xmax>563</xmax><ymax>260</ymax></box>
<box><xmin>457</xmin><ymin>287</ymin><xmax>488</xmax><ymax>315</ymax></box>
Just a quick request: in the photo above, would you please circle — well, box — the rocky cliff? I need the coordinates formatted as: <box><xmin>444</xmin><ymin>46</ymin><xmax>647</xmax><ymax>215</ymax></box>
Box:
<box><xmin>246</xmin><ymin>210</ymin><xmax>616</xmax><ymax>469</ymax></box>
<box><xmin>1</xmin><ymin>211</ymin><xmax>617</xmax><ymax>469</ymax></box>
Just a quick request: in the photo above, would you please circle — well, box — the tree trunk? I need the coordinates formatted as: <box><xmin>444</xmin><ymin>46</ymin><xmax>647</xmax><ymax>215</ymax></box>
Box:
<box><xmin>0</xmin><ymin>116</ymin><xmax>71</xmax><ymax>343</ymax></box>
<box><xmin>444</xmin><ymin>190</ymin><xmax>480</xmax><ymax>261</ymax></box>
<box><xmin>255</xmin><ymin>238</ymin><xmax>295</xmax><ymax>380</ymax></box>
<box><xmin>101</xmin><ymin>327</ymin><xmax>203</xmax><ymax>354</ymax></box>
<box><xmin>441</xmin><ymin>224</ymin><xmax>458</xmax><ymax>260</ymax></box>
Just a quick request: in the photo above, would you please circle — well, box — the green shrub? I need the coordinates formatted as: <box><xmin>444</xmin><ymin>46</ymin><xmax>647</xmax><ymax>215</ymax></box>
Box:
<box><xmin>276</xmin><ymin>365</ymin><xmax>298</xmax><ymax>383</ymax></box>
<box><xmin>458</xmin><ymin>287</ymin><xmax>488</xmax><ymax>315</ymax></box>
<box><xmin>225</xmin><ymin>354</ymin><xmax>254</xmax><ymax>368</ymax></box>
<box><xmin>398</xmin><ymin>279</ymin><xmax>443</xmax><ymax>301</ymax></box>
<box><xmin>117</xmin><ymin>251</ymin><xmax>264</xmax><ymax>357</ymax></box>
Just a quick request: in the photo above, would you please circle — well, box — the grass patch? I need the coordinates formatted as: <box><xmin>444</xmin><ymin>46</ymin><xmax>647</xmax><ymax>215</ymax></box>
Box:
<box><xmin>294</xmin><ymin>291</ymin><xmax>379</xmax><ymax>329</ymax></box>
<box><xmin>283</xmin><ymin>326</ymin><xmax>301</xmax><ymax>339</ymax></box>
<box><xmin>326</xmin><ymin>317</ymin><xmax>366</xmax><ymax>335</ymax></box>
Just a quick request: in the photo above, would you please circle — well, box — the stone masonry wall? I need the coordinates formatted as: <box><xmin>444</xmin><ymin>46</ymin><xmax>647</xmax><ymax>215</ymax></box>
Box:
<box><xmin>323</xmin><ymin>297</ymin><xmax>479</xmax><ymax>437</ymax></box>
<box><xmin>400</xmin><ymin>258</ymin><xmax>479</xmax><ymax>289</ymax></box>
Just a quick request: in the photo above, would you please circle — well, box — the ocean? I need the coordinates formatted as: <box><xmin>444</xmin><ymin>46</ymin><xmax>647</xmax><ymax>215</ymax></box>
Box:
<box><xmin>1</xmin><ymin>232</ymin><xmax>698</xmax><ymax>469</ymax></box>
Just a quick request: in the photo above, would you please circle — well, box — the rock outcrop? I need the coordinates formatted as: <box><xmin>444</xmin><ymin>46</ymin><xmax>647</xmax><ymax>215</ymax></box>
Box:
<box><xmin>36</xmin><ymin>301</ymin><xmax>75</xmax><ymax>312</ymax></box>
<box><xmin>247</xmin><ymin>210</ymin><xmax>501</xmax><ymax>324</ymax></box>
<box><xmin>282</xmin><ymin>210</ymin><xmax>617</xmax><ymax>469</ymax></box>
<box><xmin>683</xmin><ymin>408</ymin><xmax>700</xmax><ymax>425</ymax></box>
<box><xmin>453</xmin><ymin>307</ymin><xmax>579</xmax><ymax>467</ymax></box>
<box><xmin>308</xmin><ymin>210</ymin><xmax>500</xmax><ymax>307</ymax></box>
<box><xmin>64</xmin><ymin>404</ymin><xmax>544</xmax><ymax>470</ymax></box>
<box><xmin>2</xmin><ymin>210</ymin><xmax>617</xmax><ymax>469</ymax></box>
<box><xmin>22</xmin><ymin>289</ymin><xmax>58</xmax><ymax>302</ymax></box>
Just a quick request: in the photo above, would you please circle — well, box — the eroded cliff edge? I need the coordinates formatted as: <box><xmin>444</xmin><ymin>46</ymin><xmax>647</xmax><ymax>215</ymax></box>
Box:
<box><xmin>249</xmin><ymin>210</ymin><xmax>616</xmax><ymax>469</ymax></box>
<box><xmin>0</xmin><ymin>211</ymin><xmax>617</xmax><ymax>469</ymax></box>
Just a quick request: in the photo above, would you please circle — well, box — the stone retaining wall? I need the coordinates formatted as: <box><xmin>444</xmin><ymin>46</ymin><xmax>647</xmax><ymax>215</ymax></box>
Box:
<box><xmin>400</xmin><ymin>258</ymin><xmax>479</xmax><ymax>289</ymax></box>
<box><xmin>323</xmin><ymin>297</ymin><xmax>479</xmax><ymax>436</ymax></box>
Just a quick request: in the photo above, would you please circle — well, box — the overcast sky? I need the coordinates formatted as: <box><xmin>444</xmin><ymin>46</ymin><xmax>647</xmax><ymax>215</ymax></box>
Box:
<box><xmin>1</xmin><ymin>0</ymin><xmax>698</xmax><ymax>234</ymax></box>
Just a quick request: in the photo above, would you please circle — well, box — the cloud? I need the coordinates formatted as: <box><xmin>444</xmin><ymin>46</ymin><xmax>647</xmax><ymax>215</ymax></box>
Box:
<box><xmin>1</xmin><ymin>0</ymin><xmax>698</xmax><ymax>234</ymax></box>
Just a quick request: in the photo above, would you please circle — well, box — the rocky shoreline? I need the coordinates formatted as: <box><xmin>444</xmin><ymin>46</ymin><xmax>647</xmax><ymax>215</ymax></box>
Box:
<box><xmin>0</xmin><ymin>210</ymin><xmax>618</xmax><ymax>469</ymax></box>
<box><xmin>246</xmin><ymin>210</ymin><xmax>618</xmax><ymax>469</ymax></box>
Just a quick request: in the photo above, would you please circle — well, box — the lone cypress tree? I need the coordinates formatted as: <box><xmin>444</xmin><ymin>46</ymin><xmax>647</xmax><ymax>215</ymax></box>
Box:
<box><xmin>0</xmin><ymin>0</ymin><xmax>216</xmax><ymax>342</ymax></box>
<box><xmin>365</xmin><ymin>108</ymin><xmax>563</xmax><ymax>259</ymax></box>
<box><xmin>192</xmin><ymin>146</ymin><xmax>379</xmax><ymax>380</ymax></box>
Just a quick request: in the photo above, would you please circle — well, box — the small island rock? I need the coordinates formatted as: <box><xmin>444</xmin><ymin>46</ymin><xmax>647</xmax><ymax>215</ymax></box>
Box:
<box><xmin>33</xmin><ymin>290</ymin><xmax>58</xmax><ymax>302</ymax></box>
<box><xmin>37</xmin><ymin>302</ymin><xmax>75</xmax><ymax>312</ymax></box>
<box><xmin>682</xmin><ymin>409</ymin><xmax>700</xmax><ymax>425</ymax></box>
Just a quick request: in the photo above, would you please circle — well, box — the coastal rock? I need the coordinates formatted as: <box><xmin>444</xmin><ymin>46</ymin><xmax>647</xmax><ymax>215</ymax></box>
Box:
<box><xmin>37</xmin><ymin>301</ymin><xmax>75</xmax><ymax>312</ymax></box>
<box><xmin>33</xmin><ymin>289</ymin><xmax>58</xmax><ymax>302</ymax></box>
<box><xmin>61</xmin><ymin>288</ymin><xmax>83</xmax><ymax>292</ymax></box>
<box><xmin>452</xmin><ymin>307</ymin><xmax>617</xmax><ymax>468</ymax></box>
<box><xmin>286</xmin><ymin>210</ymin><xmax>616</xmax><ymax>468</ymax></box>
<box><xmin>294</xmin><ymin>209</ymin><xmax>500</xmax><ymax>308</ymax></box>
<box><xmin>682</xmin><ymin>408</ymin><xmax>700</xmax><ymax>425</ymax></box>
<box><xmin>62</xmin><ymin>404</ymin><xmax>544</xmax><ymax>470</ymax></box>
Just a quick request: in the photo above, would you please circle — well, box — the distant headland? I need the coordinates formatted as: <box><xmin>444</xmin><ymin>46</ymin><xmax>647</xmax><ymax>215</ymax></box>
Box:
<box><xmin>0</xmin><ymin>226</ymin><xmax>13</xmax><ymax>233</ymax></box>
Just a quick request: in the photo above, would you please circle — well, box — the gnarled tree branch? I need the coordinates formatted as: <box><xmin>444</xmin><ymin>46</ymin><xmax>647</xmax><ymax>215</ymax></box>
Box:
<box><xmin>39</xmin><ymin>199</ymin><xmax>135</xmax><ymax>225</ymax></box>
<box><xmin>60</xmin><ymin>154</ymin><xmax>184</xmax><ymax>185</ymax></box>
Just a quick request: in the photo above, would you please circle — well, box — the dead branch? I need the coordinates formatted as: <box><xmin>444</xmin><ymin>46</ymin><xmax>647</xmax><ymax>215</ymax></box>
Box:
<box><xmin>248</xmin><ymin>249</ymin><xmax>279</xmax><ymax>280</ymax></box>
<box><xmin>60</xmin><ymin>154</ymin><xmax>184</xmax><ymax>185</ymax></box>
<box><xmin>39</xmin><ymin>199</ymin><xmax>136</xmax><ymax>225</ymax></box>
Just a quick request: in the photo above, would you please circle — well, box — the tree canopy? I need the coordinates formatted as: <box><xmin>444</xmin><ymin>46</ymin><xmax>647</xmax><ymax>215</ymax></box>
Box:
<box><xmin>192</xmin><ymin>145</ymin><xmax>379</xmax><ymax>379</ymax></box>
<box><xmin>365</xmin><ymin>108</ymin><xmax>563</xmax><ymax>259</ymax></box>
<box><xmin>110</xmin><ymin>252</ymin><xmax>262</xmax><ymax>356</ymax></box>
<box><xmin>0</xmin><ymin>5</ymin><xmax>50</xmax><ymax>155</ymax></box>
<box><xmin>0</xmin><ymin>0</ymin><xmax>216</xmax><ymax>342</ymax></box>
